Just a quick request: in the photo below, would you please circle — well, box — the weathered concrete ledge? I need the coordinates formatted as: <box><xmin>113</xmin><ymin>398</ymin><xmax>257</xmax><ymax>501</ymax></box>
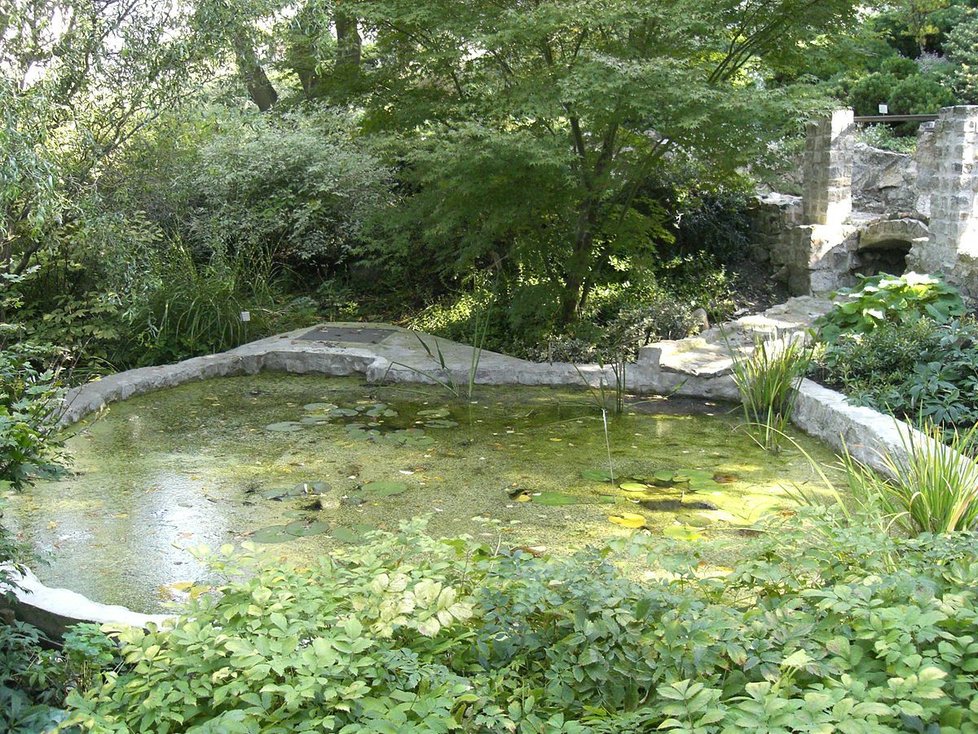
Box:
<box><xmin>1</xmin><ymin>565</ymin><xmax>173</xmax><ymax>640</ymax></box>
<box><xmin>23</xmin><ymin>301</ymin><xmax>960</xmax><ymax>635</ymax></box>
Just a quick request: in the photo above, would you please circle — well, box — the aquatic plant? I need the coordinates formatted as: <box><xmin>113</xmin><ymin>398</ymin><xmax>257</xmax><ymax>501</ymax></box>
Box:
<box><xmin>849</xmin><ymin>422</ymin><xmax>978</xmax><ymax>535</ymax></box>
<box><xmin>385</xmin><ymin>297</ymin><xmax>493</xmax><ymax>400</ymax></box>
<box><xmin>785</xmin><ymin>418</ymin><xmax>978</xmax><ymax>537</ymax></box>
<box><xmin>728</xmin><ymin>332</ymin><xmax>812</xmax><ymax>452</ymax></box>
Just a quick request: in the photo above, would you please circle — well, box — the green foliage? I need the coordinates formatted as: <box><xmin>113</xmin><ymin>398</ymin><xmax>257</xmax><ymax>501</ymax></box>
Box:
<box><xmin>881</xmin><ymin>55</ymin><xmax>923</xmax><ymax>79</ymax></box>
<box><xmin>888</xmin><ymin>72</ymin><xmax>957</xmax><ymax>114</ymax></box>
<box><xmin>945</xmin><ymin>10</ymin><xmax>978</xmax><ymax>103</ymax></box>
<box><xmin>859</xmin><ymin>124</ymin><xmax>919</xmax><ymax>153</ymax></box>
<box><xmin>729</xmin><ymin>335</ymin><xmax>813</xmax><ymax>452</ymax></box>
<box><xmin>813</xmin><ymin>316</ymin><xmax>978</xmax><ymax>430</ymax></box>
<box><xmin>1</xmin><ymin>622</ymin><xmax>118</xmax><ymax>733</ymax></box>
<box><xmin>844</xmin><ymin>422</ymin><xmax>978</xmax><ymax>534</ymax></box>
<box><xmin>343</xmin><ymin>0</ymin><xmax>863</xmax><ymax>324</ymax></box>
<box><xmin>850</xmin><ymin>71</ymin><xmax>899</xmax><ymax>115</ymax></box>
<box><xmin>107</xmin><ymin>108</ymin><xmax>392</xmax><ymax>272</ymax></box>
<box><xmin>61</xmin><ymin>519</ymin><xmax>978</xmax><ymax>733</ymax></box>
<box><xmin>120</xmin><ymin>244</ymin><xmax>282</xmax><ymax>366</ymax></box>
<box><xmin>0</xmin><ymin>343</ymin><xmax>66</xmax><ymax>489</ymax></box>
<box><xmin>815</xmin><ymin>272</ymin><xmax>965</xmax><ymax>344</ymax></box>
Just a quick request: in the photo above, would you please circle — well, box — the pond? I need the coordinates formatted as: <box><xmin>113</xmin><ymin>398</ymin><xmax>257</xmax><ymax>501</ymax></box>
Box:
<box><xmin>2</xmin><ymin>374</ymin><xmax>843</xmax><ymax>613</ymax></box>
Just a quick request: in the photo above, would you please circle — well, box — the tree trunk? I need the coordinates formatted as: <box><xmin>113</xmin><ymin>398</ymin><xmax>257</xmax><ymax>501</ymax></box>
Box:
<box><xmin>335</xmin><ymin>9</ymin><xmax>362</xmax><ymax>75</ymax></box>
<box><xmin>233</xmin><ymin>37</ymin><xmax>278</xmax><ymax>111</ymax></box>
<box><xmin>557</xmin><ymin>203</ymin><xmax>597</xmax><ymax>326</ymax></box>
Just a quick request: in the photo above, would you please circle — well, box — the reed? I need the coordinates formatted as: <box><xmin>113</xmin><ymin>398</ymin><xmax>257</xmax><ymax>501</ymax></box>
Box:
<box><xmin>727</xmin><ymin>332</ymin><xmax>812</xmax><ymax>452</ymax></box>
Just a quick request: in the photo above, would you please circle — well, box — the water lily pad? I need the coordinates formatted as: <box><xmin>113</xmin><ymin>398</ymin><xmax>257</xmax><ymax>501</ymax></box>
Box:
<box><xmin>581</xmin><ymin>469</ymin><xmax>614</xmax><ymax>483</ymax></box>
<box><xmin>303</xmin><ymin>402</ymin><xmax>337</xmax><ymax>413</ymax></box>
<box><xmin>265</xmin><ymin>421</ymin><xmax>304</xmax><ymax>433</ymax></box>
<box><xmin>425</xmin><ymin>419</ymin><xmax>459</xmax><ymax>429</ymax></box>
<box><xmin>417</xmin><ymin>408</ymin><xmax>451</xmax><ymax>419</ymax></box>
<box><xmin>651</xmin><ymin>470</ymin><xmax>677</xmax><ymax>485</ymax></box>
<box><xmin>332</xmin><ymin>524</ymin><xmax>375</xmax><ymax>544</ymax></box>
<box><xmin>283</xmin><ymin>519</ymin><xmax>330</xmax><ymax>537</ymax></box>
<box><xmin>663</xmin><ymin>524</ymin><xmax>703</xmax><ymax>541</ymax></box>
<box><xmin>619</xmin><ymin>481</ymin><xmax>650</xmax><ymax>493</ymax></box>
<box><xmin>362</xmin><ymin>481</ymin><xmax>409</xmax><ymax>497</ymax></box>
<box><xmin>330</xmin><ymin>407</ymin><xmax>360</xmax><ymax>418</ymax></box>
<box><xmin>250</xmin><ymin>520</ymin><xmax>329</xmax><ymax>543</ymax></box>
<box><xmin>299</xmin><ymin>415</ymin><xmax>332</xmax><ymax>425</ymax></box>
<box><xmin>608</xmin><ymin>513</ymin><xmax>647</xmax><ymax>529</ymax></box>
<box><xmin>712</xmin><ymin>473</ymin><xmax>738</xmax><ymax>484</ymax></box>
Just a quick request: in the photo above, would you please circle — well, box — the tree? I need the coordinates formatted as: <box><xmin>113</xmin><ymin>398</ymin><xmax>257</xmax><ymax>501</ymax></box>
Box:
<box><xmin>335</xmin><ymin>0</ymin><xmax>865</xmax><ymax>325</ymax></box>
<box><xmin>0</xmin><ymin>0</ymin><xmax>196</xmax><ymax>280</ymax></box>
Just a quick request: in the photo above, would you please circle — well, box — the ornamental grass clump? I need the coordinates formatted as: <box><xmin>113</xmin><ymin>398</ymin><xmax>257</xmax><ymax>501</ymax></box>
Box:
<box><xmin>728</xmin><ymin>333</ymin><xmax>812</xmax><ymax>452</ymax></box>
<box><xmin>855</xmin><ymin>422</ymin><xmax>978</xmax><ymax>535</ymax></box>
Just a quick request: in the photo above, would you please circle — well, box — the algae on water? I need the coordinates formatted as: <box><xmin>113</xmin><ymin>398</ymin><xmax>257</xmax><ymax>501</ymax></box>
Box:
<box><xmin>2</xmin><ymin>374</ymin><xmax>844</xmax><ymax>612</ymax></box>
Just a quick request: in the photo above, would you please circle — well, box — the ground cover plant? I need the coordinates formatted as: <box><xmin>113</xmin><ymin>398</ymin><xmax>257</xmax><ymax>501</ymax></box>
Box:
<box><xmin>57</xmin><ymin>517</ymin><xmax>978</xmax><ymax>733</ymax></box>
<box><xmin>812</xmin><ymin>274</ymin><xmax>978</xmax><ymax>436</ymax></box>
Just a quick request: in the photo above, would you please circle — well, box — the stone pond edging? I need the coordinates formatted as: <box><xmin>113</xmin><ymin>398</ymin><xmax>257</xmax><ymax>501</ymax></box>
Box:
<box><xmin>5</xmin><ymin>300</ymin><xmax>955</xmax><ymax>636</ymax></box>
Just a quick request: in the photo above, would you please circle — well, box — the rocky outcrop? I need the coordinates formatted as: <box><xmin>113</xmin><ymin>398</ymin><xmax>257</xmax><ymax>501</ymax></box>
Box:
<box><xmin>851</xmin><ymin>142</ymin><xmax>917</xmax><ymax>214</ymax></box>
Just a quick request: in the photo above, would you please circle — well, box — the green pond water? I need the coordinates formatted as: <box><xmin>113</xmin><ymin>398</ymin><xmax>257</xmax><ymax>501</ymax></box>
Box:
<box><xmin>3</xmin><ymin>374</ymin><xmax>844</xmax><ymax>613</ymax></box>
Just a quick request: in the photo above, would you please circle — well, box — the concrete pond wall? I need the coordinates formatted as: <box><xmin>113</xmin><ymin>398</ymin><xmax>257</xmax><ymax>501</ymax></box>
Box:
<box><xmin>2</xmin><ymin>307</ymin><xmax>954</xmax><ymax>637</ymax></box>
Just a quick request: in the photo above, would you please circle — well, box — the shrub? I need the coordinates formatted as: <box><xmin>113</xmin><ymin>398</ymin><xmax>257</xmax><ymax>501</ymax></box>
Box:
<box><xmin>880</xmin><ymin>55</ymin><xmax>921</xmax><ymax>80</ymax></box>
<box><xmin>0</xmin><ymin>344</ymin><xmax>66</xmax><ymax>489</ymax></box>
<box><xmin>1</xmin><ymin>622</ymin><xmax>118</xmax><ymax>733</ymax></box>
<box><xmin>104</xmin><ymin>108</ymin><xmax>392</xmax><ymax>273</ymax></box>
<box><xmin>859</xmin><ymin>124</ymin><xmax>918</xmax><ymax>153</ymax></box>
<box><xmin>813</xmin><ymin>316</ymin><xmax>978</xmax><ymax>430</ymax></box>
<box><xmin>888</xmin><ymin>74</ymin><xmax>956</xmax><ymax>116</ymax></box>
<box><xmin>850</xmin><ymin>72</ymin><xmax>896</xmax><ymax>115</ymax></box>
<box><xmin>854</xmin><ymin>422</ymin><xmax>978</xmax><ymax>534</ymax></box>
<box><xmin>61</xmin><ymin>520</ymin><xmax>978</xmax><ymax>732</ymax></box>
<box><xmin>119</xmin><ymin>244</ymin><xmax>284</xmax><ymax>366</ymax></box>
<box><xmin>815</xmin><ymin>271</ymin><xmax>965</xmax><ymax>344</ymax></box>
<box><xmin>944</xmin><ymin>10</ymin><xmax>978</xmax><ymax>104</ymax></box>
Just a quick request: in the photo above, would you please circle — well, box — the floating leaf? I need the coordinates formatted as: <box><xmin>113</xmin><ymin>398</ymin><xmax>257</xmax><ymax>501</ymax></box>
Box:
<box><xmin>417</xmin><ymin>408</ymin><xmax>451</xmax><ymax>419</ymax></box>
<box><xmin>265</xmin><ymin>422</ymin><xmax>304</xmax><ymax>433</ymax></box>
<box><xmin>303</xmin><ymin>402</ymin><xmax>337</xmax><ymax>413</ymax></box>
<box><xmin>330</xmin><ymin>408</ymin><xmax>360</xmax><ymax>417</ymax></box>
<box><xmin>251</xmin><ymin>520</ymin><xmax>330</xmax><ymax>543</ymax></box>
<box><xmin>675</xmin><ymin>469</ymin><xmax>714</xmax><ymax>483</ymax></box>
<box><xmin>663</xmin><ymin>524</ymin><xmax>703</xmax><ymax>541</ymax></box>
<box><xmin>362</xmin><ymin>481</ymin><xmax>409</xmax><ymax>497</ymax></box>
<box><xmin>299</xmin><ymin>415</ymin><xmax>332</xmax><ymax>425</ymax></box>
<box><xmin>425</xmin><ymin>419</ymin><xmax>459</xmax><ymax>429</ymax></box>
<box><xmin>332</xmin><ymin>524</ymin><xmax>374</xmax><ymax>544</ymax></box>
<box><xmin>533</xmin><ymin>492</ymin><xmax>616</xmax><ymax>506</ymax></box>
<box><xmin>608</xmin><ymin>513</ymin><xmax>647</xmax><ymax>529</ymax></box>
<box><xmin>283</xmin><ymin>520</ymin><xmax>329</xmax><ymax>538</ymax></box>
<box><xmin>580</xmin><ymin>469</ymin><xmax>614</xmax><ymax>483</ymax></box>
<box><xmin>620</xmin><ymin>481</ymin><xmax>650</xmax><ymax>493</ymax></box>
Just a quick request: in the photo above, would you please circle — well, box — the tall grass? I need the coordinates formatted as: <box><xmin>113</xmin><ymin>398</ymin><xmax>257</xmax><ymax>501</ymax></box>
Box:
<box><xmin>787</xmin><ymin>421</ymin><xmax>978</xmax><ymax>536</ymax></box>
<box><xmin>125</xmin><ymin>243</ymin><xmax>278</xmax><ymax>365</ymax></box>
<box><xmin>728</xmin><ymin>332</ymin><xmax>812</xmax><ymax>452</ymax></box>
<box><xmin>853</xmin><ymin>423</ymin><xmax>978</xmax><ymax>534</ymax></box>
<box><xmin>385</xmin><ymin>298</ymin><xmax>494</xmax><ymax>400</ymax></box>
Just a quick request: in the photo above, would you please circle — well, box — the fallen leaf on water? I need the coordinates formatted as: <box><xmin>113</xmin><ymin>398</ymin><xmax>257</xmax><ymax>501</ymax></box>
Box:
<box><xmin>608</xmin><ymin>513</ymin><xmax>647</xmax><ymax>529</ymax></box>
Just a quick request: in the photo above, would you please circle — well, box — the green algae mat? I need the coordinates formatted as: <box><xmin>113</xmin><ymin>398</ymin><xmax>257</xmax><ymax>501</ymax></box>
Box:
<box><xmin>2</xmin><ymin>374</ymin><xmax>844</xmax><ymax>612</ymax></box>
